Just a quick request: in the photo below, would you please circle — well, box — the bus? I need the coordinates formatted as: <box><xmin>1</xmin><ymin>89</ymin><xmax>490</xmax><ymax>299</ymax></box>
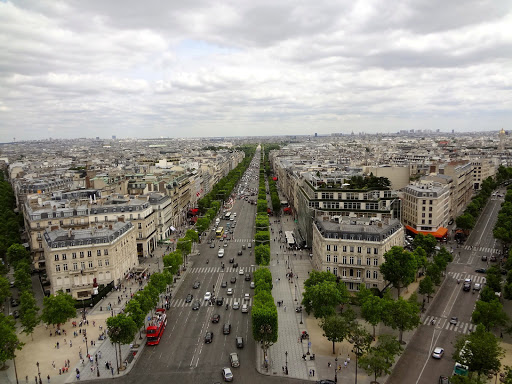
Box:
<box><xmin>146</xmin><ymin>308</ymin><xmax>167</xmax><ymax>346</ymax></box>
<box><xmin>453</xmin><ymin>341</ymin><xmax>470</xmax><ymax>377</ymax></box>
<box><xmin>216</xmin><ymin>227</ymin><xmax>224</xmax><ymax>238</ymax></box>
<box><xmin>225</xmin><ymin>211</ymin><xmax>232</xmax><ymax>220</ymax></box>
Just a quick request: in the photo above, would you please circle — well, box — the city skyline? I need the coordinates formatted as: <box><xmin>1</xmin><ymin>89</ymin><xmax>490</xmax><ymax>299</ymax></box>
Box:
<box><xmin>1</xmin><ymin>0</ymin><xmax>511</xmax><ymax>142</ymax></box>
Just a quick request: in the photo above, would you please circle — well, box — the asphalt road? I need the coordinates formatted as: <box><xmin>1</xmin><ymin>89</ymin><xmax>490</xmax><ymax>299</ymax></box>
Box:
<box><xmin>389</xmin><ymin>192</ymin><xmax>505</xmax><ymax>384</ymax></box>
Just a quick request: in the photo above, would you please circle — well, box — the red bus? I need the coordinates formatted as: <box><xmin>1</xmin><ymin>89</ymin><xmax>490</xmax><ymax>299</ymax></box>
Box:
<box><xmin>146</xmin><ymin>308</ymin><xmax>167</xmax><ymax>346</ymax></box>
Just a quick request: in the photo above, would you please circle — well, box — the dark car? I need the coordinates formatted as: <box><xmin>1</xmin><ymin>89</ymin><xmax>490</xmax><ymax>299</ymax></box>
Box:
<box><xmin>237</xmin><ymin>250</ymin><xmax>242</xmax><ymax>256</ymax></box>
<box><xmin>212</xmin><ymin>314</ymin><xmax>220</xmax><ymax>323</ymax></box>
<box><xmin>481</xmin><ymin>255</ymin><xmax>488</xmax><ymax>261</ymax></box>
<box><xmin>245</xmin><ymin>273</ymin><xmax>251</xmax><ymax>281</ymax></box>
<box><xmin>193</xmin><ymin>281</ymin><xmax>201</xmax><ymax>289</ymax></box>
<box><xmin>192</xmin><ymin>300</ymin><xmax>201</xmax><ymax>310</ymax></box>
<box><xmin>229</xmin><ymin>258</ymin><xmax>234</xmax><ymax>264</ymax></box>
<box><xmin>236</xmin><ymin>336</ymin><xmax>244</xmax><ymax>348</ymax></box>
<box><xmin>233</xmin><ymin>263</ymin><xmax>238</xmax><ymax>268</ymax></box>
<box><xmin>205</xmin><ymin>332</ymin><xmax>214</xmax><ymax>343</ymax></box>
<box><xmin>475</xmin><ymin>268</ymin><xmax>487</xmax><ymax>274</ymax></box>
<box><xmin>216</xmin><ymin>297</ymin><xmax>224</xmax><ymax>306</ymax></box>
<box><xmin>185</xmin><ymin>294</ymin><xmax>193</xmax><ymax>303</ymax></box>
<box><xmin>223</xmin><ymin>323</ymin><xmax>231</xmax><ymax>335</ymax></box>
<box><xmin>221</xmin><ymin>281</ymin><xmax>228</xmax><ymax>288</ymax></box>
<box><xmin>12</xmin><ymin>310</ymin><xmax>20</xmax><ymax>319</ymax></box>
<box><xmin>448</xmin><ymin>219</ymin><xmax>454</xmax><ymax>225</ymax></box>
<box><xmin>10</xmin><ymin>298</ymin><xmax>19</xmax><ymax>307</ymax></box>
<box><xmin>490</xmin><ymin>255</ymin><xmax>497</xmax><ymax>262</ymax></box>
<box><xmin>230</xmin><ymin>276</ymin><xmax>237</xmax><ymax>284</ymax></box>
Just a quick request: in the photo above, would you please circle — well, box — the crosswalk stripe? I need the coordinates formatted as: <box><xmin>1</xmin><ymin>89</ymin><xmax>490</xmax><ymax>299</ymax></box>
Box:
<box><xmin>463</xmin><ymin>323</ymin><xmax>469</xmax><ymax>334</ymax></box>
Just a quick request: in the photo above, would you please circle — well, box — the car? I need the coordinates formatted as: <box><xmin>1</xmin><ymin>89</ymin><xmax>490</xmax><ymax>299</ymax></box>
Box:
<box><xmin>242</xmin><ymin>245</ymin><xmax>246</xmax><ymax>250</ymax></box>
<box><xmin>219</xmin><ymin>237</ymin><xmax>224</xmax><ymax>242</ymax></box>
<box><xmin>241</xmin><ymin>304</ymin><xmax>248</xmax><ymax>313</ymax></box>
<box><xmin>448</xmin><ymin>219</ymin><xmax>454</xmax><ymax>225</ymax></box>
<box><xmin>250</xmin><ymin>281</ymin><xmax>255</xmax><ymax>289</ymax></box>
<box><xmin>204</xmin><ymin>292</ymin><xmax>212</xmax><ymax>301</ymax></box>
<box><xmin>449</xmin><ymin>317</ymin><xmax>458</xmax><ymax>325</ymax></box>
<box><xmin>237</xmin><ymin>250</ymin><xmax>243</xmax><ymax>256</ymax></box>
<box><xmin>248</xmin><ymin>243</ymin><xmax>252</xmax><ymax>248</ymax></box>
<box><xmin>481</xmin><ymin>255</ymin><xmax>488</xmax><ymax>261</ymax></box>
<box><xmin>185</xmin><ymin>294</ymin><xmax>193</xmax><ymax>303</ymax></box>
<box><xmin>439</xmin><ymin>376</ymin><xmax>450</xmax><ymax>384</ymax></box>
<box><xmin>223</xmin><ymin>323</ymin><xmax>231</xmax><ymax>335</ymax></box>
<box><xmin>490</xmin><ymin>255</ymin><xmax>497</xmax><ymax>262</ymax></box>
<box><xmin>238</xmin><ymin>268</ymin><xmax>244</xmax><ymax>275</ymax></box>
<box><xmin>12</xmin><ymin>310</ymin><xmax>20</xmax><ymax>319</ymax></box>
<box><xmin>222</xmin><ymin>367</ymin><xmax>233</xmax><ymax>382</ymax></box>
<box><xmin>245</xmin><ymin>273</ymin><xmax>251</xmax><ymax>281</ymax></box>
<box><xmin>9</xmin><ymin>281</ymin><xmax>15</xmax><ymax>288</ymax></box>
<box><xmin>229</xmin><ymin>352</ymin><xmax>240</xmax><ymax>368</ymax></box>
<box><xmin>230</xmin><ymin>276</ymin><xmax>237</xmax><ymax>284</ymax></box>
<box><xmin>475</xmin><ymin>268</ymin><xmax>487</xmax><ymax>274</ymax></box>
<box><xmin>221</xmin><ymin>281</ymin><xmax>228</xmax><ymax>288</ymax></box>
<box><xmin>10</xmin><ymin>298</ymin><xmax>19</xmax><ymax>307</ymax></box>
<box><xmin>205</xmin><ymin>332</ymin><xmax>214</xmax><ymax>343</ymax></box>
<box><xmin>193</xmin><ymin>281</ymin><xmax>201</xmax><ymax>289</ymax></box>
<box><xmin>233</xmin><ymin>213</ymin><xmax>237</xmax><ymax>217</ymax></box>
<box><xmin>233</xmin><ymin>263</ymin><xmax>238</xmax><ymax>268</ymax></box>
<box><xmin>216</xmin><ymin>297</ymin><xmax>225</xmax><ymax>306</ymax></box>
<box><xmin>224</xmin><ymin>242</ymin><xmax>228</xmax><ymax>247</ymax></box>
<box><xmin>295</xmin><ymin>306</ymin><xmax>303</xmax><ymax>313</ymax></box>
<box><xmin>473</xmin><ymin>283</ymin><xmax>481</xmax><ymax>291</ymax></box>
<box><xmin>227</xmin><ymin>288</ymin><xmax>233</xmax><ymax>295</ymax></box>
<box><xmin>244</xmin><ymin>293</ymin><xmax>250</xmax><ymax>301</ymax></box>
<box><xmin>212</xmin><ymin>314</ymin><xmax>220</xmax><ymax>323</ymax></box>
<box><xmin>432</xmin><ymin>347</ymin><xmax>445</xmax><ymax>359</ymax></box>
<box><xmin>233</xmin><ymin>301</ymin><xmax>240</xmax><ymax>310</ymax></box>
<box><xmin>192</xmin><ymin>300</ymin><xmax>201</xmax><ymax>310</ymax></box>
<box><xmin>210</xmin><ymin>242</ymin><xmax>215</xmax><ymax>248</ymax></box>
<box><xmin>230</xmin><ymin>217</ymin><xmax>234</xmax><ymax>221</ymax></box>
<box><xmin>316</xmin><ymin>380</ymin><xmax>336</xmax><ymax>384</ymax></box>
<box><xmin>236</xmin><ymin>336</ymin><xmax>244</xmax><ymax>348</ymax></box>
<box><xmin>229</xmin><ymin>258</ymin><xmax>234</xmax><ymax>264</ymax></box>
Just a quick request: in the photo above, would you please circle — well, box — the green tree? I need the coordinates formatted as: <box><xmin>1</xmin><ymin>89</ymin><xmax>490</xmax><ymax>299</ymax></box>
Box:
<box><xmin>382</xmin><ymin>295</ymin><xmax>421</xmax><ymax>343</ymax></box>
<box><xmin>6</xmin><ymin>243</ymin><xmax>30</xmax><ymax>268</ymax></box>
<box><xmin>19</xmin><ymin>290</ymin><xmax>39</xmax><ymax>340</ymax></box>
<box><xmin>304</xmin><ymin>270</ymin><xmax>337</xmax><ymax>288</ymax></box>
<box><xmin>452</xmin><ymin>324</ymin><xmax>503</xmax><ymax>379</ymax></box>
<box><xmin>426</xmin><ymin>262</ymin><xmax>442</xmax><ymax>286</ymax></box>
<box><xmin>302</xmin><ymin>280</ymin><xmax>343</xmax><ymax>318</ymax></box>
<box><xmin>255</xmin><ymin>231</ymin><xmax>270</xmax><ymax>246</ymax></box>
<box><xmin>163</xmin><ymin>251</ymin><xmax>182</xmax><ymax>275</ymax></box>
<box><xmin>254</xmin><ymin>244</ymin><xmax>270</xmax><ymax>265</ymax></box>
<box><xmin>252</xmin><ymin>291</ymin><xmax>278</xmax><ymax>367</ymax></box>
<box><xmin>413</xmin><ymin>234</ymin><xmax>437</xmax><ymax>257</ymax></box>
<box><xmin>320</xmin><ymin>310</ymin><xmax>355</xmax><ymax>354</ymax></box>
<box><xmin>360</xmin><ymin>293</ymin><xmax>385</xmax><ymax>339</ymax></box>
<box><xmin>419</xmin><ymin>276</ymin><xmax>435</xmax><ymax>303</ymax></box>
<box><xmin>471</xmin><ymin>300</ymin><xmax>509</xmax><ymax>332</ymax></box>
<box><xmin>348</xmin><ymin>322</ymin><xmax>374</xmax><ymax>383</ymax></box>
<box><xmin>359</xmin><ymin>335</ymin><xmax>402</xmax><ymax>384</ymax></box>
<box><xmin>149</xmin><ymin>272</ymin><xmax>168</xmax><ymax>293</ymax></box>
<box><xmin>13</xmin><ymin>261</ymin><xmax>32</xmax><ymax>292</ymax></box>
<box><xmin>457</xmin><ymin>213</ymin><xmax>476</xmax><ymax>231</ymax></box>
<box><xmin>412</xmin><ymin>247</ymin><xmax>428</xmax><ymax>276</ymax></box>
<box><xmin>480</xmin><ymin>286</ymin><xmax>498</xmax><ymax>303</ymax></box>
<box><xmin>257</xmin><ymin>199</ymin><xmax>268</xmax><ymax>213</ymax></box>
<box><xmin>0</xmin><ymin>314</ymin><xmax>24</xmax><ymax>369</ymax></box>
<box><xmin>124</xmin><ymin>299</ymin><xmax>145</xmax><ymax>343</ymax></box>
<box><xmin>185</xmin><ymin>229</ymin><xmax>199</xmax><ymax>243</ymax></box>
<box><xmin>176</xmin><ymin>238</ymin><xmax>192</xmax><ymax>257</ymax></box>
<box><xmin>380</xmin><ymin>246</ymin><xmax>417</xmax><ymax>297</ymax></box>
<box><xmin>41</xmin><ymin>291</ymin><xmax>77</xmax><ymax>327</ymax></box>
<box><xmin>107</xmin><ymin>314</ymin><xmax>138</xmax><ymax>371</ymax></box>
<box><xmin>195</xmin><ymin>217</ymin><xmax>209</xmax><ymax>234</ymax></box>
<box><xmin>0</xmin><ymin>276</ymin><xmax>10</xmax><ymax>304</ymax></box>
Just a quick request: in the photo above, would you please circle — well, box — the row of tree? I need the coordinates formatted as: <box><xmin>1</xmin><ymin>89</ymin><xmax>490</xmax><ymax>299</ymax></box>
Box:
<box><xmin>494</xmin><ymin>186</ymin><xmax>512</xmax><ymax>256</ymax></box>
<box><xmin>254</xmin><ymin>150</ymin><xmax>270</xmax><ymax>265</ymax></box>
<box><xmin>0</xmin><ymin>170</ymin><xmax>22</xmax><ymax>262</ymax></box>
<box><xmin>456</xmin><ymin>176</ymin><xmax>497</xmax><ymax>232</ymax></box>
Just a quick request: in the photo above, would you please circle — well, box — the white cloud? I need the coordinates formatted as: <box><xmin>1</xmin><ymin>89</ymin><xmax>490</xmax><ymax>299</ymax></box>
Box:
<box><xmin>0</xmin><ymin>0</ymin><xmax>511</xmax><ymax>141</ymax></box>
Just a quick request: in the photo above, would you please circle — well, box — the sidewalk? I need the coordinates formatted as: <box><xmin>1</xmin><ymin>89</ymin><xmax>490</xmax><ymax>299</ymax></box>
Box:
<box><xmin>1</xmin><ymin>233</ymin><xmax>194</xmax><ymax>384</ymax></box>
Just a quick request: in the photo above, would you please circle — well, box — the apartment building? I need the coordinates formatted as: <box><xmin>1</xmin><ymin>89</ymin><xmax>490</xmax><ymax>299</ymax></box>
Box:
<box><xmin>43</xmin><ymin>222</ymin><xmax>137</xmax><ymax>299</ymax></box>
<box><xmin>148</xmin><ymin>193</ymin><xmax>174</xmax><ymax>241</ymax></box>
<box><xmin>439</xmin><ymin>161</ymin><xmax>473</xmax><ymax>218</ymax></box>
<box><xmin>312</xmin><ymin>217</ymin><xmax>404</xmax><ymax>291</ymax></box>
<box><xmin>401</xmin><ymin>180</ymin><xmax>451</xmax><ymax>238</ymax></box>
<box><xmin>471</xmin><ymin>159</ymin><xmax>496</xmax><ymax>190</ymax></box>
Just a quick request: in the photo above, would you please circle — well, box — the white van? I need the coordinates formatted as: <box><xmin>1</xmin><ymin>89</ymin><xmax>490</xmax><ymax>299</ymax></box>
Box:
<box><xmin>218</xmin><ymin>248</ymin><xmax>225</xmax><ymax>258</ymax></box>
<box><xmin>215</xmin><ymin>218</ymin><xmax>220</xmax><ymax>226</ymax></box>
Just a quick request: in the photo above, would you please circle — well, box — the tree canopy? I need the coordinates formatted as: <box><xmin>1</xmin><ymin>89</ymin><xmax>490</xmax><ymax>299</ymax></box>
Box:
<box><xmin>380</xmin><ymin>246</ymin><xmax>417</xmax><ymax>297</ymax></box>
<box><xmin>41</xmin><ymin>291</ymin><xmax>77</xmax><ymax>327</ymax></box>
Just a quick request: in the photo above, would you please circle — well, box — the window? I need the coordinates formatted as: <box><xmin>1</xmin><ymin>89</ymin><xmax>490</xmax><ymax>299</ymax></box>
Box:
<box><xmin>342</xmin><ymin>268</ymin><xmax>347</xmax><ymax>277</ymax></box>
<box><xmin>104</xmin><ymin>249</ymin><xmax>108</xmax><ymax>255</ymax></box>
<box><xmin>87</xmin><ymin>251</ymin><xmax>92</xmax><ymax>257</ymax></box>
<box><xmin>138</xmin><ymin>223</ymin><xmax>142</xmax><ymax>229</ymax></box>
<box><xmin>374</xmin><ymin>248</ymin><xmax>378</xmax><ymax>255</ymax></box>
<box><xmin>366</xmin><ymin>270</ymin><xmax>371</xmax><ymax>278</ymax></box>
<box><xmin>342</xmin><ymin>246</ymin><xmax>347</xmax><ymax>252</ymax></box>
<box><xmin>73</xmin><ymin>263</ymin><xmax>78</xmax><ymax>270</ymax></box>
<box><xmin>104</xmin><ymin>216</ymin><xmax>108</xmax><ymax>222</ymax></box>
<box><xmin>422</xmin><ymin>213</ymin><xmax>425</xmax><ymax>217</ymax></box>
<box><xmin>350</xmin><ymin>246</ymin><xmax>354</xmax><ymax>253</ymax></box>
<box><xmin>326</xmin><ymin>266</ymin><xmax>331</xmax><ymax>273</ymax></box>
<box><xmin>366</xmin><ymin>257</ymin><xmax>371</xmax><ymax>265</ymax></box>
<box><xmin>429</xmin><ymin>200</ymin><xmax>433</xmax><ymax>205</ymax></box>
<box><xmin>333</xmin><ymin>245</ymin><xmax>338</xmax><ymax>252</ymax></box>
<box><xmin>349</xmin><ymin>256</ymin><xmax>354</xmax><ymax>265</ymax></box>
<box><xmin>88</xmin><ymin>261</ymin><xmax>93</xmax><ymax>268</ymax></box>
<box><xmin>333</xmin><ymin>255</ymin><xmax>338</xmax><ymax>263</ymax></box>
<box><xmin>80</xmin><ymin>252</ymin><xmax>84</xmax><ymax>258</ymax></box>
<box><xmin>367</xmin><ymin>247</ymin><xmax>371</xmax><ymax>254</ymax></box>
<box><xmin>356</xmin><ymin>269</ymin><xmax>361</xmax><ymax>278</ymax></box>
<box><xmin>97</xmin><ymin>250</ymin><xmax>101</xmax><ymax>256</ymax></box>
<box><xmin>39</xmin><ymin>242</ymin><xmax>42</xmax><ymax>249</ymax></box>
<box><xmin>374</xmin><ymin>258</ymin><xmax>378</xmax><ymax>266</ymax></box>
<box><xmin>333</xmin><ymin>267</ymin><xmax>338</xmax><ymax>276</ymax></box>
<box><xmin>37</xmin><ymin>223</ymin><xmax>40</xmax><ymax>228</ymax></box>
<box><xmin>55</xmin><ymin>265</ymin><xmax>61</xmax><ymax>272</ymax></box>
<box><xmin>98</xmin><ymin>260</ymin><xmax>102</xmax><ymax>267</ymax></box>
<box><xmin>63</xmin><ymin>264</ymin><xmax>68</xmax><ymax>271</ymax></box>
<box><xmin>95</xmin><ymin>217</ymin><xmax>98</xmax><ymax>222</ymax></box>
<box><xmin>422</xmin><ymin>200</ymin><xmax>426</xmax><ymax>204</ymax></box>
<box><xmin>357</xmin><ymin>257</ymin><xmax>362</xmax><ymax>265</ymax></box>
<box><xmin>342</xmin><ymin>255</ymin><xmax>347</xmax><ymax>264</ymax></box>
<box><xmin>326</xmin><ymin>245</ymin><xmax>331</xmax><ymax>251</ymax></box>
<box><xmin>62</xmin><ymin>254</ymin><xmax>67</xmax><ymax>260</ymax></box>
<box><xmin>105</xmin><ymin>259</ymin><xmax>109</xmax><ymax>266</ymax></box>
<box><xmin>326</xmin><ymin>254</ymin><xmax>331</xmax><ymax>262</ymax></box>
<box><xmin>72</xmin><ymin>252</ymin><xmax>77</xmax><ymax>259</ymax></box>
<box><xmin>80</xmin><ymin>262</ymin><xmax>85</xmax><ymax>270</ymax></box>
<box><xmin>54</xmin><ymin>254</ymin><xmax>59</xmax><ymax>261</ymax></box>
<box><xmin>373</xmin><ymin>271</ymin><xmax>378</xmax><ymax>279</ymax></box>
<box><xmin>357</xmin><ymin>247</ymin><xmax>362</xmax><ymax>253</ymax></box>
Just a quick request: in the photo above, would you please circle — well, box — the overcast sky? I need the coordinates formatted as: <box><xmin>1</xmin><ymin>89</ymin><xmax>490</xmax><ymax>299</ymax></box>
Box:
<box><xmin>1</xmin><ymin>0</ymin><xmax>511</xmax><ymax>142</ymax></box>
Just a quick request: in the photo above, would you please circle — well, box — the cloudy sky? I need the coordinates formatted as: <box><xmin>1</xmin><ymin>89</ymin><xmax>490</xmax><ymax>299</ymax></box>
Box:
<box><xmin>1</xmin><ymin>0</ymin><xmax>511</xmax><ymax>142</ymax></box>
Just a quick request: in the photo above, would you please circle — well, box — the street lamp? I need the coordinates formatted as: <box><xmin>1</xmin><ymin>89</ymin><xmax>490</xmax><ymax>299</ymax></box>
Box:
<box><xmin>335</xmin><ymin>356</ymin><xmax>338</xmax><ymax>383</ymax></box>
<box><xmin>300</xmin><ymin>306</ymin><xmax>303</xmax><ymax>324</ymax></box>
<box><xmin>285</xmin><ymin>351</ymin><xmax>288</xmax><ymax>375</ymax></box>
<box><xmin>294</xmin><ymin>284</ymin><xmax>297</xmax><ymax>301</ymax></box>
<box><xmin>84</xmin><ymin>331</ymin><xmax>89</xmax><ymax>356</ymax></box>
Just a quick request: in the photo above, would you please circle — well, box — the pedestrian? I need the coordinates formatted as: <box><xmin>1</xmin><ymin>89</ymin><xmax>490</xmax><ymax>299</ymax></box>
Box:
<box><xmin>52</xmin><ymin>361</ymin><xmax>55</xmax><ymax>369</ymax></box>
<box><xmin>309</xmin><ymin>369</ymin><xmax>312</xmax><ymax>376</ymax></box>
<box><xmin>284</xmin><ymin>306</ymin><xmax>286</xmax><ymax>312</ymax></box>
<box><xmin>35</xmin><ymin>376</ymin><xmax>38</xmax><ymax>384</ymax></box>
<box><xmin>47</xmin><ymin>374</ymin><xmax>50</xmax><ymax>383</ymax></box>
<box><xmin>347</xmin><ymin>355</ymin><xmax>350</xmax><ymax>364</ymax></box>
<box><xmin>111</xmin><ymin>366</ymin><xmax>114</xmax><ymax>376</ymax></box>
<box><xmin>98</xmin><ymin>351</ymin><xmax>102</xmax><ymax>359</ymax></box>
<box><xmin>344</xmin><ymin>361</ymin><xmax>347</xmax><ymax>368</ymax></box>
<box><xmin>70</xmin><ymin>340</ymin><xmax>72</xmax><ymax>347</ymax></box>
<box><xmin>328</xmin><ymin>362</ymin><xmax>331</xmax><ymax>368</ymax></box>
<box><xmin>501</xmin><ymin>332</ymin><xmax>503</xmax><ymax>338</ymax></box>
<box><xmin>312</xmin><ymin>369</ymin><xmax>315</xmax><ymax>376</ymax></box>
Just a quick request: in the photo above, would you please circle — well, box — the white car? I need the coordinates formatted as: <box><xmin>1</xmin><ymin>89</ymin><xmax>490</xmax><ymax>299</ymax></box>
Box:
<box><xmin>244</xmin><ymin>293</ymin><xmax>250</xmax><ymax>301</ymax></box>
<box><xmin>204</xmin><ymin>292</ymin><xmax>212</xmax><ymax>301</ymax></box>
<box><xmin>238</xmin><ymin>268</ymin><xmax>244</xmax><ymax>275</ymax></box>
<box><xmin>227</xmin><ymin>288</ymin><xmax>233</xmax><ymax>295</ymax></box>
<box><xmin>222</xmin><ymin>367</ymin><xmax>233</xmax><ymax>382</ymax></box>
<box><xmin>233</xmin><ymin>301</ymin><xmax>240</xmax><ymax>310</ymax></box>
<box><xmin>233</xmin><ymin>213</ymin><xmax>237</xmax><ymax>217</ymax></box>
<box><xmin>241</xmin><ymin>304</ymin><xmax>248</xmax><ymax>313</ymax></box>
<box><xmin>473</xmin><ymin>283</ymin><xmax>482</xmax><ymax>291</ymax></box>
<box><xmin>432</xmin><ymin>347</ymin><xmax>444</xmax><ymax>359</ymax></box>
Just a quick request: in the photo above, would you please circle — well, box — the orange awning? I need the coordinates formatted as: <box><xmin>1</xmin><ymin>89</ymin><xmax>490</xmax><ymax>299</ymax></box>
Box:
<box><xmin>405</xmin><ymin>225</ymin><xmax>448</xmax><ymax>239</ymax></box>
